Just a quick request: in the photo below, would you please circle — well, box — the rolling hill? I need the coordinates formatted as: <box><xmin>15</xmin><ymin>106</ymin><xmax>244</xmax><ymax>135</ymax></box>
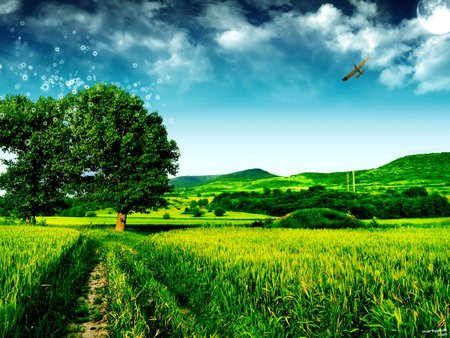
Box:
<box><xmin>170</xmin><ymin>168</ymin><xmax>278</xmax><ymax>189</ymax></box>
<box><xmin>171</xmin><ymin>152</ymin><xmax>450</xmax><ymax>196</ymax></box>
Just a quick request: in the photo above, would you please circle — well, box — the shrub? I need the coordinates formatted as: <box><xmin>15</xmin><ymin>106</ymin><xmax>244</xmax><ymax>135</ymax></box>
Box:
<box><xmin>404</xmin><ymin>187</ymin><xmax>428</xmax><ymax>198</ymax></box>
<box><xmin>214</xmin><ymin>208</ymin><xmax>226</xmax><ymax>217</ymax></box>
<box><xmin>272</xmin><ymin>208</ymin><xmax>364</xmax><ymax>229</ymax></box>
<box><xmin>163</xmin><ymin>212</ymin><xmax>170</xmax><ymax>219</ymax></box>
<box><xmin>85</xmin><ymin>211</ymin><xmax>97</xmax><ymax>217</ymax></box>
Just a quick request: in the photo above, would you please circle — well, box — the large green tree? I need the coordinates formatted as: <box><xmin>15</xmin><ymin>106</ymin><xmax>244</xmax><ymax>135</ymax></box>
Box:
<box><xmin>63</xmin><ymin>83</ymin><xmax>179</xmax><ymax>230</ymax></box>
<box><xmin>0</xmin><ymin>95</ymin><xmax>72</xmax><ymax>223</ymax></box>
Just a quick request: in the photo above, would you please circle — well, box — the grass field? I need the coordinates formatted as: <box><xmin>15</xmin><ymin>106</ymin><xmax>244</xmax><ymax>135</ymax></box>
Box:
<box><xmin>36</xmin><ymin>208</ymin><xmax>272</xmax><ymax>227</ymax></box>
<box><xmin>0</xmin><ymin>226</ymin><xmax>95</xmax><ymax>337</ymax></box>
<box><xmin>2</xmin><ymin>220</ymin><xmax>449</xmax><ymax>336</ymax></box>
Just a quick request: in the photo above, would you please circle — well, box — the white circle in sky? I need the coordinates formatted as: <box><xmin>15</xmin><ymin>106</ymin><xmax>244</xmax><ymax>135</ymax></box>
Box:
<box><xmin>417</xmin><ymin>0</ymin><xmax>450</xmax><ymax>34</ymax></box>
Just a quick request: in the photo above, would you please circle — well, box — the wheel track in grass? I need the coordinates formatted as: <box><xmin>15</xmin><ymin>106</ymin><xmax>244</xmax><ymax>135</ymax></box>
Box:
<box><xmin>67</xmin><ymin>254</ymin><xmax>108</xmax><ymax>337</ymax></box>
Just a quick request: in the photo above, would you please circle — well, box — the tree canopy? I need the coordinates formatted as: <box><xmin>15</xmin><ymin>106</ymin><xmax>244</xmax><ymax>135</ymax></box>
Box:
<box><xmin>0</xmin><ymin>84</ymin><xmax>179</xmax><ymax>229</ymax></box>
<box><xmin>0</xmin><ymin>95</ymin><xmax>72</xmax><ymax>223</ymax></box>
<box><xmin>62</xmin><ymin>84</ymin><xmax>179</xmax><ymax>230</ymax></box>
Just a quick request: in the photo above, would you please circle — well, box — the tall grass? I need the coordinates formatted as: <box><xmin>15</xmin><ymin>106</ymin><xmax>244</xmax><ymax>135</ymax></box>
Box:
<box><xmin>0</xmin><ymin>226</ymin><xmax>96</xmax><ymax>337</ymax></box>
<box><xmin>138</xmin><ymin>227</ymin><xmax>450</xmax><ymax>337</ymax></box>
<box><xmin>91</xmin><ymin>230</ymin><xmax>205</xmax><ymax>337</ymax></box>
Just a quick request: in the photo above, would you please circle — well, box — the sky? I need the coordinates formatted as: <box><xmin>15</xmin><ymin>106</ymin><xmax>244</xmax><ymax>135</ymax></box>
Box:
<box><xmin>0</xmin><ymin>0</ymin><xmax>449</xmax><ymax>177</ymax></box>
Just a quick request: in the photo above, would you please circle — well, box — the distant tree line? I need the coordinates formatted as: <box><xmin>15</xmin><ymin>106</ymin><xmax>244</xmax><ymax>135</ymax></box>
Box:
<box><xmin>210</xmin><ymin>186</ymin><xmax>450</xmax><ymax>219</ymax></box>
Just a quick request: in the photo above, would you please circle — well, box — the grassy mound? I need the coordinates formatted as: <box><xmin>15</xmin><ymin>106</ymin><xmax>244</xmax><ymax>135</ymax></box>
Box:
<box><xmin>272</xmin><ymin>208</ymin><xmax>364</xmax><ymax>229</ymax></box>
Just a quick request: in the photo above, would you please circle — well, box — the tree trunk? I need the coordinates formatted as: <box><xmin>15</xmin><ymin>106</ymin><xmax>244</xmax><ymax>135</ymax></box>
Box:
<box><xmin>115</xmin><ymin>212</ymin><xmax>127</xmax><ymax>231</ymax></box>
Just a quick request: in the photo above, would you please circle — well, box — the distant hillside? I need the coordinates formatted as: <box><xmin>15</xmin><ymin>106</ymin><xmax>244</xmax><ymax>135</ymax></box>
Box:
<box><xmin>171</xmin><ymin>152</ymin><xmax>450</xmax><ymax>195</ymax></box>
<box><xmin>171</xmin><ymin>169</ymin><xmax>277</xmax><ymax>189</ymax></box>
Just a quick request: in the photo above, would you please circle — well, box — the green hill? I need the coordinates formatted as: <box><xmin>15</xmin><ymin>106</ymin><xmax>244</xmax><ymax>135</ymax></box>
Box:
<box><xmin>171</xmin><ymin>152</ymin><xmax>450</xmax><ymax>196</ymax></box>
<box><xmin>171</xmin><ymin>169</ymin><xmax>277</xmax><ymax>190</ymax></box>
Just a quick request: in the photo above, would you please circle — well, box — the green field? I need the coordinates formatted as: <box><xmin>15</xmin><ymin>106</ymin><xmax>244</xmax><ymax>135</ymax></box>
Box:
<box><xmin>36</xmin><ymin>209</ymin><xmax>271</xmax><ymax>227</ymax></box>
<box><xmin>0</xmin><ymin>226</ymin><xmax>95</xmax><ymax>337</ymax></box>
<box><xmin>2</xmin><ymin>222</ymin><xmax>449</xmax><ymax>337</ymax></box>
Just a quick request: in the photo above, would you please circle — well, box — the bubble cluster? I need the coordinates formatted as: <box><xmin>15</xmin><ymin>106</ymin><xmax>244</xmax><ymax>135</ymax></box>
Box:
<box><xmin>2</xmin><ymin>22</ymin><xmax>166</xmax><ymax>112</ymax></box>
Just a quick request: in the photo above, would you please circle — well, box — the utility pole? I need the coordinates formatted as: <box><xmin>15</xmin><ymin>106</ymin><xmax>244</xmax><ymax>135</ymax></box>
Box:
<box><xmin>347</xmin><ymin>172</ymin><xmax>350</xmax><ymax>191</ymax></box>
<box><xmin>352</xmin><ymin>170</ymin><xmax>356</xmax><ymax>193</ymax></box>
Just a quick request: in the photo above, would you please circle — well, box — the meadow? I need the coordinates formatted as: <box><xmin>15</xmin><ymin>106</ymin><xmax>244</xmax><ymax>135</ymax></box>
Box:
<box><xmin>0</xmin><ymin>226</ymin><xmax>95</xmax><ymax>337</ymax></box>
<box><xmin>2</xmin><ymin>221</ymin><xmax>449</xmax><ymax>337</ymax></box>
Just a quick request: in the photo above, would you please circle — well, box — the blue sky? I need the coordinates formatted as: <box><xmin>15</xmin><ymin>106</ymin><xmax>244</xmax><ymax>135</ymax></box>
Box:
<box><xmin>0</xmin><ymin>0</ymin><xmax>449</xmax><ymax>176</ymax></box>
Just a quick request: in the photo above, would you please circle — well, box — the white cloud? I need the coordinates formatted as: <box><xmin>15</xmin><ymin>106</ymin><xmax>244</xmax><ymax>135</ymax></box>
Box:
<box><xmin>202</xmin><ymin>3</ymin><xmax>275</xmax><ymax>52</ymax></box>
<box><xmin>0</xmin><ymin>0</ymin><xmax>21</xmax><ymax>15</ymax></box>
<box><xmin>149</xmin><ymin>32</ymin><xmax>213</xmax><ymax>88</ymax></box>
<box><xmin>413</xmin><ymin>35</ymin><xmax>450</xmax><ymax>93</ymax></box>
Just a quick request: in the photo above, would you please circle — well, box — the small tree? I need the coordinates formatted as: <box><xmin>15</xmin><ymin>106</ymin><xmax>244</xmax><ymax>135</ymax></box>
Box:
<box><xmin>63</xmin><ymin>84</ymin><xmax>179</xmax><ymax>231</ymax></box>
<box><xmin>214</xmin><ymin>207</ymin><xmax>226</xmax><ymax>217</ymax></box>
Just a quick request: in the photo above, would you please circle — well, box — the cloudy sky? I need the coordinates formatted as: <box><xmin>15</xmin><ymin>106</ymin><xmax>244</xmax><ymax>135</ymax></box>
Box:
<box><xmin>0</xmin><ymin>0</ymin><xmax>449</xmax><ymax>176</ymax></box>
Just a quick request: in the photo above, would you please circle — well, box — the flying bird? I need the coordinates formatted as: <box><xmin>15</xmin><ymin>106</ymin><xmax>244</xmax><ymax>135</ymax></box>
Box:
<box><xmin>342</xmin><ymin>56</ymin><xmax>369</xmax><ymax>81</ymax></box>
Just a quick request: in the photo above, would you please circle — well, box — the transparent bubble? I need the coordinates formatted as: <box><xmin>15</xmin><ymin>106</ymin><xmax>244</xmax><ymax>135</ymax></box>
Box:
<box><xmin>19</xmin><ymin>62</ymin><xmax>26</xmax><ymax>69</ymax></box>
<box><xmin>28</xmin><ymin>65</ymin><xmax>33</xmax><ymax>70</ymax></box>
<box><xmin>59</xmin><ymin>59</ymin><xmax>65</xmax><ymax>65</ymax></box>
<box><xmin>87</xmin><ymin>75</ymin><xmax>92</xmax><ymax>81</ymax></box>
<box><xmin>31</xmin><ymin>108</ymin><xmax>36</xmax><ymax>112</ymax></box>
<box><xmin>25</xmin><ymin>139</ymin><xmax>30</xmax><ymax>146</ymax></box>
<box><xmin>157</xmin><ymin>78</ymin><xmax>162</xmax><ymax>84</ymax></box>
<box><xmin>20</xmin><ymin>21</ymin><xmax>25</xmax><ymax>26</ymax></box>
<box><xmin>26</xmin><ymin>92</ymin><xmax>30</xmax><ymax>97</ymax></box>
<box><xmin>131</xmin><ymin>93</ymin><xmax>136</xmax><ymax>98</ymax></box>
<box><xmin>80</xmin><ymin>45</ymin><xmax>86</xmax><ymax>51</ymax></box>
<box><xmin>145</xmin><ymin>95</ymin><xmax>151</xmax><ymax>100</ymax></box>
<box><xmin>52</xmin><ymin>63</ymin><xmax>57</xmax><ymax>67</ymax></box>
<box><xmin>71</xmin><ymin>89</ymin><xmax>77</xmax><ymax>94</ymax></box>
<box><xmin>72</xmin><ymin>30</ymin><xmax>77</xmax><ymax>34</ymax></box>
<box><xmin>133</xmin><ymin>63</ymin><xmax>138</xmax><ymax>68</ymax></box>
<box><xmin>55</xmin><ymin>47</ymin><xmax>60</xmax><ymax>52</ymax></box>
<box><xmin>22</xmin><ymin>74</ymin><xmax>28</xmax><ymax>81</ymax></box>
<box><xmin>58</xmin><ymin>94</ymin><xmax>64</xmax><ymax>99</ymax></box>
<box><xmin>23</xmin><ymin>41</ymin><xmax>28</xmax><ymax>46</ymax></box>
<box><xmin>49</xmin><ymin>79</ymin><xmax>54</xmax><ymax>84</ymax></box>
<box><xmin>43</xmin><ymin>121</ymin><xmax>48</xmax><ymax>126</ymax></box>
<box><xmin>91</xmin><ymin>66</ymin><xmax>96</xmax><ymax>70</ymax></box>
<box><xmin>40</xmin><ymin>82</ymin><xmax>50</xmax><ymax>91</ymax></box>
<box><xmin>84</xmin><ymin>85</ymin><xmax>90</xmax><ymax>89</ymax></box>
<box><xmin>133</xmin><ymin>83</ymin><xmax>138</xmax><ymax>88</ymax></box>
<box><xmin>15</xmin><ymin>83</ymin><xmax>21</xmax><ymax>90</ymax></box>
<box><xmin>92</xmin><ymin>51</ymin><xmax>97</xmax><ymax>56</ymax></box>
<box><xmin>0</xmin><ymin>112</ymin><xmax>4</xmax><ymax>119</ymax></box>
<box><xmin>89</xmin><ymin>102</ymin><xmax>93</xmax><ymax>107</ymax></box>
<box><xmin>41</xmin><ymin>75</ymin><xmax>46</xmax><ymax>80</ymax></box>
<box><xmin>0</xmin><ymin>96</ymin><xmax>4</xmax><ymax>100</ymax></box>
<box><xmin>155</xmin><ymin>95</ymin><xmax>160</xmax><ymax>100</ymax></box>
<box><xmin>10</xmin><ymin>28</ymin><xmax>14</xmax><ymax>33</ymax></box>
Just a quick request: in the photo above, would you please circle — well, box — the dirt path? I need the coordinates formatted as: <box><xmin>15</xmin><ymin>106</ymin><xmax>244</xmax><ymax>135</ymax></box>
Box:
<box><xmin>66</xmin><ymin>262</ymin><xmax>108</xmax><ymax>338</ymax></box>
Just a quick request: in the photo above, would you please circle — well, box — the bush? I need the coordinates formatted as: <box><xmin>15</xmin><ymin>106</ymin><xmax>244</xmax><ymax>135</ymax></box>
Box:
<box><xmin>404</xmin><ymin>187</ymin><xmax>428</xmax><ymax>198</ymax></box>
<box><xmin>163</xmin><ymin>212</ymin><xmax>170</xmax><ymax>219</ymax></box>
<box><xmin>85</xmin><ymin>211</ymin><xmax>97</xmax><ymax>217</ymax></box>
<box><xmin>271</xmin><ymin>208</ymin><xmax>364</xmax><ymax>229</ymax></box>
<box><xmin>214</xmin><ymin>208</ymin><xmax>226</xmax><ymax>217</ymax></box>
